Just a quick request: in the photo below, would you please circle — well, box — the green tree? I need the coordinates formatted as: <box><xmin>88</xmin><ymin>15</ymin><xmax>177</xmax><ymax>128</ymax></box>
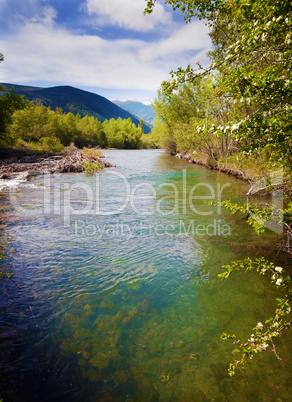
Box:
<box><xmin>139</xmin><ymin>119</ymin><xmax>145</xmax><ymax>135</ymax></box>
<box><xmin>77</xmin><ymin>115</ymin><xmax>104</xmax><ymax>148</ymax></box>
<box><xmin>102</xmin><ymin>118</ymin><xmax>142</xmax><ymax>149</ymax></box>
<box><xmin>146</xmin><ymin>0</ymin><xmax>292</xmax><ymax>167</ymax></box>
<box><xmin>9</xmin><ymin>103</ymin><xmax>54</xmax><ymax>143</ymax></box>
<box><xmin>0</xmin><ymin>53</ymin><xmax>27</xmax><ymax>145</ymax></box>
<box><xmin>0</xmin><ymin>86</ymin><xmax>27</xmax><ymax>146</ymax></box>
<box><xmin>152</xmin><ymin>75</ymin><xmax>237</xmax><ymax>161</ymax></box>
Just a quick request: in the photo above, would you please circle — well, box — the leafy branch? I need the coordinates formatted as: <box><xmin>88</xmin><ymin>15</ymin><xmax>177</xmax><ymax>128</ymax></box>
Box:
<box><xmin>219</xmin><ymin>257</ymin><xmax>291</xmax><ymax>376</ymax></box>
<box><xmin>210</xmin><ymin>199</ymin><xmax>292</xmax><ymax>252</ymax></box>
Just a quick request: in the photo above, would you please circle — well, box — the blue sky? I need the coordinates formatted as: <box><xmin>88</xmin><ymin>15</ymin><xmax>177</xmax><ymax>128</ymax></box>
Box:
<box><xmin>0</xmin><ymin>0</ymin><xmax>211</xmax><ymax>102</ymax></box>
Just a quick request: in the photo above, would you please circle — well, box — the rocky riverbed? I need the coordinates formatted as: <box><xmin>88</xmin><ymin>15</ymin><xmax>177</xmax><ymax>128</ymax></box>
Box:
<box><xmin>0</xmin><ymin>149</ymin><xmax>114</xmax><ymax>182</ymax></box>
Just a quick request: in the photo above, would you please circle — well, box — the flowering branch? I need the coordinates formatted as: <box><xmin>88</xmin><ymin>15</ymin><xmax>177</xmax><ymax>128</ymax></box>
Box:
<box><xmin>219</xmin><ymin>257</ymin><xmax>291</xmax><ymax>376</ymax></box>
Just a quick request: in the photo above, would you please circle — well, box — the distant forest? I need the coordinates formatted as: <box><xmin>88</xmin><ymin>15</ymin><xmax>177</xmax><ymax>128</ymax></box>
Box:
<box><xmin>0</xmin><ymin>84</ymin><xmax>148</xmax><ymax>153</ymax></box>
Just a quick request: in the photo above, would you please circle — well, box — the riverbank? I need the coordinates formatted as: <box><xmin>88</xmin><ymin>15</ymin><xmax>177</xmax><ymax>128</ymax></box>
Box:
<box><xmin>175</xmin><ymin>151</ymin><xmax>252</xmax><ymax>181</ymax></box>
<box><xmin>176</xmin><ymin>151</ymin><xmax>292</xmax><ymax>195</ymax></box>
<box><xmin>0</xmin><ymin>148</ymin><xmax>114</xmax><ymax>181</ymax></box>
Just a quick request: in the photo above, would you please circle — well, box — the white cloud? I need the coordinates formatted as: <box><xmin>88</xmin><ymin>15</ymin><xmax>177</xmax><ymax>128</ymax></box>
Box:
<box><xmin>31</xmin><ymin>5</ymin><xmax>57</xmax><ymax>25</ymax></box>
<box><xmin>0</xmin><ymin>2</ymin><xmax>211</xmax><ymax>97</ymax></box>
<box><xmin>84</xmin><ymin>0</ymin><xmax>172</xmax><ymax>31</ymax></box>
<box><xmin>0</xmin><ymin>21</ymin><xmax>168</xmax><ymax>91</ymax></box>
<box><xmin>190</xmin><ymin>47</ymin><xmax>212</xmax><ymax>67</ymax></box>
<box><xmin>139</xmin><ymin>20</ymin><xmax>211</xmax><ymax>62</ymax></box>
<box><xmin>0</xmin><ymin>0</ymin><xmax>57</xmax><ymax>31</ymax></box>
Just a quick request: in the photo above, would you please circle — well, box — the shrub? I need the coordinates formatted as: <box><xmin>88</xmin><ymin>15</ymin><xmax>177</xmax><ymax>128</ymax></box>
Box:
<box><xmin>82</xmin><ymin>159</ymin><xmax>104</xmax><ymax>174</ymax></box>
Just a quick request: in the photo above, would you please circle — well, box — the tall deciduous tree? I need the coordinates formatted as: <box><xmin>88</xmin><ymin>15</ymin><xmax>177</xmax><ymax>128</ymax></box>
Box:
<box><xmin>145</xmin><ymin>0</ymin><xmax>292</xmax><ymax>167</ymax></box>
<box><xmin>0</xmin><ymin>86</ymin><xmax>28</xmax><ymax>146</ymax></box>
<box><xmin>0</xmin><ymin>52</ymin><xmax>28</xmax><ymax>145</ymax></box>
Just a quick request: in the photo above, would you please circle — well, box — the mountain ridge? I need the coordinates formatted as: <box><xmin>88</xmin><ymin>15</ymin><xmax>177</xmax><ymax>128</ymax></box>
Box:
<box><xmin>112</xmin><ymin>99</ymin><xmax>155</xmax><ymax>125</ymax></box>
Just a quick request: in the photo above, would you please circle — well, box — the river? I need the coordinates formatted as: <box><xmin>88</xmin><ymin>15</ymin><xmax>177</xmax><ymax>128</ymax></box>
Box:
<box><xmin>0</xmin><ymin>149</ymin><xmax>291</xmax><ymax>401</ymax></box>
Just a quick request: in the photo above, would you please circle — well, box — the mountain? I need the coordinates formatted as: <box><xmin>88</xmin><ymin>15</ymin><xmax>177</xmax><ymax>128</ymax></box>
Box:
<box><xmin>1</xmin><ymin>83</ymin><xmax>152</xmax><ymax>133</ymax></box>
<box><xmin>112</xmin><ymin>99</ymin><xmax>155</xmax><ymax>125</ymax></box>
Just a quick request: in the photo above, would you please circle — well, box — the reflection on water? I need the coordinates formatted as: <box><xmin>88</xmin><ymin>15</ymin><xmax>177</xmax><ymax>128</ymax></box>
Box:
<box><xmin>0</xmin><ymin>149</ymin><xmax>291</xmax><ymax>401</ymax></box>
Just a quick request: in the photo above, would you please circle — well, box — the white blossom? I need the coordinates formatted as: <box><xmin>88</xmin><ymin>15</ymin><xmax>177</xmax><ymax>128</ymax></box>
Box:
<box><xmin>231</xmin><ymin>123</ymin><xmax>240</xmax><ymax>131</ymax></box>
<box><xmin>261</xmin><ymin>343</ymin><xmax>269</xmax><ymax>350</ymax></box>
<box><xmin>256</xmin><ymin>322</ymin><xmax>263</xmax><ymax>328</ymax></box>
<box><xmin>285</xmin><ymin>33</ymin><xmax>291</xmax><ymax>44</ymax></box>
<box><xmin>276</xmin><ymin>278</ymin><xmax>283</xmax><ymax>286</ymax></box>
<box><xmin>275</xmin><ymin>266</ymin><xmax>283</xmax><ymax>272</ymax></box>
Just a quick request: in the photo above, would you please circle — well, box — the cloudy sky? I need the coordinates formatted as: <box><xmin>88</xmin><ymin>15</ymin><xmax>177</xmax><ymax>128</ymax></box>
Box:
<box><xmin>0</xmin><ymin>0</ymin><xmax>212</xmax><ymax>102</ymax></box>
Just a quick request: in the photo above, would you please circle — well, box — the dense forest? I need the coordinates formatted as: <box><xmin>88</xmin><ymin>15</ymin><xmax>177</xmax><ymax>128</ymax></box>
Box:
<box><xmin>0</xmin><ymin>81</ymin><xmax>145</xmax><ymax>153</ymax></box>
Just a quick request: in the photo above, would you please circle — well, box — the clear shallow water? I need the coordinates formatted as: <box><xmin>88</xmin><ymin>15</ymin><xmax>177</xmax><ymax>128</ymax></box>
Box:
<box><xmin>0</xmin><ymin>149</ymin><xmax>291</xmax><ymax>401</ymax></box>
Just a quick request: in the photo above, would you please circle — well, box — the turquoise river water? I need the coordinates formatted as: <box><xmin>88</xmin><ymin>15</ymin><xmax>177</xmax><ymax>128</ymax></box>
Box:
<box><xmin>0</xmin><ymin>149</ymin><xmax>291</xmax><ymax>401</ymax></box>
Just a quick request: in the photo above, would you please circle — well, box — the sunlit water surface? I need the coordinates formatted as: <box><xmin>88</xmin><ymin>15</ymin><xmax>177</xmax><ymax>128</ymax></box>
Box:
<box><xmin>0</xmin><ymin>150</ymin><xmax>291</xmax><ymax>401</ymax></box>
